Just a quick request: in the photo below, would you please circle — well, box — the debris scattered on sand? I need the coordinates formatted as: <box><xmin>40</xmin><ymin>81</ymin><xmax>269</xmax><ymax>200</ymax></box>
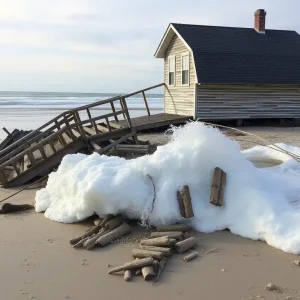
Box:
<box><xmin>293</xmin><ymin>260</ymin><xmax>300</xmax><ymax>266</ymax></box>
<box><xmin>0</xmin><ymin>203</ymin><xmax>34</xmax><ymax>214</ymax></box>
<box><xmin>225</xmin><ymin>129</ymin><xmax>246</xmax><ymax>137</ymax></box>
<box><xmin>265</xmin><ymin>283</ymin><xmax>282</xmax><ymax>292</ymax></box>
<box><xmin>70</xmin><ymin>219</ymin><xmax>199</xmax><ymax>283</ymax></box>
<box><xmin>183</xmin><ymin>251</ymin><xmax>199</xmax><ymax>262</ymax></box>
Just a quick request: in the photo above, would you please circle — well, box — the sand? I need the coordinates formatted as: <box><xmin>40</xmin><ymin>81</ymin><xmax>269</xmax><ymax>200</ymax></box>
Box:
<box><xmin>1</xmin><ymin>126</ymin><xmax>300</xmax><ymax>300</ymax></box>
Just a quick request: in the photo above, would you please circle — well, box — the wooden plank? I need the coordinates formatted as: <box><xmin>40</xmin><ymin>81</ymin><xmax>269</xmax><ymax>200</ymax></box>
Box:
<box><xmin>24</xmin><ymin>143</ymin><xmax>36</xmax><ymax>167</ymax></box>
<box><xmin>98</xmin><ymin>131</ymin><xmax>137</xmax><ymax>154</ymax></box>
<box><xmin>62</xmin><ymin>133</ymin><xmax>73</xmax><ymax>144</ymax></box>
<box><xmin>105</xmin><ymin>117</ymin><xmax>112</xmax><ymax>132</ymax></box>
<box><xmin>142</xmin><ymin>91</ymin><xmax>151</xmax><ymax>116</ymax></box>
<box><xmin>110</xmin><ymin>113</ymin><xmax>191</xmax><ymax>131</ymax></box>
<box><xmin>115</xmin><ymin>144</ymin><xmax>150</xmax><ymax>154</ymax></box>
<box><xmin>90</xmin><ymin>141</ymin><xmax>101</xmax><ymax>152</ymax></box>
<box><xmin>210</xmin><ymin>167</ymin><xmax>226</xmax><ymax>207</ymax></box>
<box><xmin>83</xmin><ymin>126</ymin><xmax>96</xmax><ymax>136</ymax></box>
<box><xmin>96</xmin><ymin>124</ymin><xmax>109</xmax><ymax>133</ymax></box>
<box><xmin>74</xmin><ymin>111</ymin><xmax>88</xmax><ymax>143</ymax></box>
<box><xmin>110</xmin><ymin>101</ymin><xmax>119</xmax><ymax>122</ymax></box>
<box><xmin>88</xmin><ymin>128</ymin><xmax>132</xmax><ymax>143</ymax></box>
<box><xmin>86</xmin><ymin>108</ymin><xmax>99</xmax><ymax>134</ymax></box>
<box><xmin>38</xmin><ymin>145</ymin><xmax>47</xmax><ymax>160</ymax></box>
<box><xmin>64</xmin><ymin>114</ymin><xmax>76</xmax><ymax>141</ymax></box>
<box><xmin>120</xmin><ymin>98</ymin><xmax>139</xmax><ymax>144</ymax></box>
<box><xmin>71</xmin><ymin>129</ymin><xmax>81</xmax><ymax>138</ymax></box>
<box><xmin>177</xmin><ymin>185</ymin><xmax>194</xmax><ymax>218</ymax></box>
<box><xmin>48</xmin><ymin>140</ymin><xmax>57</xmax><ymax>154</ymax></box>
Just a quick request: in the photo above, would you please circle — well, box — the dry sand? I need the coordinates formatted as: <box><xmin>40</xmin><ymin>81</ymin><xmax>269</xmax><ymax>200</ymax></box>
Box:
<box><xmin>1</xmin><ymin>126</ymin><xmax>300</xmax><ymax>300</ymax></box>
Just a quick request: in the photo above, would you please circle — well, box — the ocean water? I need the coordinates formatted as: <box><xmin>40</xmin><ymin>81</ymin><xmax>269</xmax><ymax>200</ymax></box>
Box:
<box><xmin>0</xmin><ymin>91</ymin><xmax>163</xmax><ymax>141</ymax></box>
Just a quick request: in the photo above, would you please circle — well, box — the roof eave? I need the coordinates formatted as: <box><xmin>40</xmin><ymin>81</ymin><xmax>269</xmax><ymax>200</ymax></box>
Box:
<box><xmin>154</xmin><ymin>24</ymin><xmax>176</xmax><ymax>58</ymax></box>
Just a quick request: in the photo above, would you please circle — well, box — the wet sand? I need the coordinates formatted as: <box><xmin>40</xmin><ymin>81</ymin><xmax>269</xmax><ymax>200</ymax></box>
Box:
<box><xmin>1</xmin><ymin>127</ymin><xmax>300</xmax><ymax>300</ymax></box>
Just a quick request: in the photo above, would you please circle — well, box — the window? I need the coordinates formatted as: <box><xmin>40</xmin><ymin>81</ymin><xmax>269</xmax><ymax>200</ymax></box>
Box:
<box><xmin>168</xmin><ymin>56</ymin><xmax>175</xmax><ymax>86</ymax></box>
<box><xmin>181</xmin><ymin>54</ymin><xmax>189</xmax><ymax>85</ymax></box>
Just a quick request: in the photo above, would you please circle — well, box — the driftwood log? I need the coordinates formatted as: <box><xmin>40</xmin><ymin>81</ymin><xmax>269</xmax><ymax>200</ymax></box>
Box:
<box><xmin>139</xmin><ymin>245</ymin><xmax>171</xmax><ymax>256</ymax></box>
<box><xmin>153</xmin><ymin>257</ymin><xmax>167</xmax><ymax>285</ymax></box>
<box><xmin>177</xmin><ymin>185</ymin><xmax>194</xmax><ymax>218</ymax></box>
<box><xmin>70</xmin><ymin>224</ymin><xmax>102</xmax><ymax>245</ymax></box>
<box><xmin>210</xmin><ymin>167</ymin><xmax>226</xmax><ymax>206</ymax></box>
<box><xmin>96</xmin><ymin>223</ymin><xmax>131</xmax><ymax>246</ymax></box>
<box><xmin>140</xmin><ymin>236</ymin><xmax>176</xmax><ymax>247</ymax></box>
<box><xmin>93</xmin><ymin>217</ymin><xmax>103</xmax><ymax>226</ymax></box>
<box><xmin>183</xmin><ymin>251</ymin><xmax>199</xmax><ymax>262</ymax></box>
<box><xmin>150</xmin><ymin>231</ymin><xmax>183</xmax><ymax>240</ymax></box>
<box><xmin>124</xmin><ymin>270</ymin><xmax>133</xmax><ymax>281</ymax></box>
<box><xmin>73</xmin><ymin>235</ymin><xmax>95</xmax><ymax>249</ymax></box>
<box><xmin>100</xmin><ymin>214</ymin><xmax>114</xmax><ymax>228</ymax></box>
<box><xmin>84</xmin><ymin>229</ymin><xmax>109</xmax><ymax>250</ymax></box>
<box><xmin>0</xmin><ymin>203</ymin><xmax>34</xmax><ymax>214</ymax></box>
<box><xmin>132</xmin><ymin>249</ymin><xmax>164</xmax><ymax>260</ymax></box>
<box><xmin>175</xmin><ymin>237</ymin><xmax>197</xmax><ymax>254</ymax></box>
<box><xmin>142</xmin><ymin>265</ymin><xmax>155</xmax><ymax>281</ymax></box>
<box><xmin>108</xmin><ymin>257</ymin><xmax>154</xmax><ymax>274</ymax></box>
<box><xmin>155</xmin><ymin>224</ymin><xmax>190</xmax><ymax>232</ymax></box>
<box><xmin>135</xmin><ymin>258</ymin><xmax>142</xmax><ymax>276</ymax></box>
<box><xmin>105</xmin><ymin>215</ymin><xmax>124</xmax><ymax>230</ymax></box>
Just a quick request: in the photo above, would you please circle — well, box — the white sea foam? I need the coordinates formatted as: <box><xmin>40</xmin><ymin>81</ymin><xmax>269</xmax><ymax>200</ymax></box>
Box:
<box><xmin>35</xmin><ymin>122</ymin><xmax>300</xmax><ymax>254</ymax></box>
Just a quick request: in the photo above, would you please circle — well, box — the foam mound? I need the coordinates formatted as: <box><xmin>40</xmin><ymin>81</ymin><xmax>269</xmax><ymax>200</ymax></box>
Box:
<box><xmin>35</xmin><ymin>122</ymin><xmax>300</xmax><ymax>254</ymax></box>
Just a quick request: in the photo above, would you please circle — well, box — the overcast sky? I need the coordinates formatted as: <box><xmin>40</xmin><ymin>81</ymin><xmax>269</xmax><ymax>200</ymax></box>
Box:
<box><xmin>0</xmin><ymin>0</ymin><xmax>299</xmax><ymax>93</ymax></box>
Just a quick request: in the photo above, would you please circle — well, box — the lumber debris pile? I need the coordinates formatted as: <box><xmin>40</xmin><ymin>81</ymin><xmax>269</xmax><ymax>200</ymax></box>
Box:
<box><xmin>70</xmin><ymin>220</ymin><xmax>199</xmax><ymax>284</ymax></box>
<box><xmin>109</xmin><ymin>224</ymin><xmax>199</xmax><ymax>284</ymax></box>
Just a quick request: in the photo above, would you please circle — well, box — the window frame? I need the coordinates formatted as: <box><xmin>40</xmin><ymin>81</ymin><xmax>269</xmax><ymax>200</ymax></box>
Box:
<box><xmin>181</xmin><ymin>52</ymin><xmax>190</xmax><ymax>86</ymax></box>
<box><xmin>168</xmin><ymin>55</ymin><xmax>176</xmax><ymax>87</ymax></box>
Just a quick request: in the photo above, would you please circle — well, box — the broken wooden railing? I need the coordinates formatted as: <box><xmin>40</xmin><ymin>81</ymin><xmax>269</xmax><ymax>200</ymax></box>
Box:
<box><xmin>122</xmin><ymin>83</ymin><xmax>165</xmax><ymax>116</ymax></box>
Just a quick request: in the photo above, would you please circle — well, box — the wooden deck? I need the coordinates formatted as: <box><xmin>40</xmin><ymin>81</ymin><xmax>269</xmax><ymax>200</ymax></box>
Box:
<box><xmin>111</xmin><ymin>113</ymin><xmax>192</xmax><ymax>131</ymax></box>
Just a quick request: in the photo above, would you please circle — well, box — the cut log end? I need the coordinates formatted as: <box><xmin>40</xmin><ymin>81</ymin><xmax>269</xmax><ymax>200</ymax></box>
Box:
<box><xmin>183</xmin><ymin>251</ymin><xmax>199</xmax><ymax>262</ymax></box>
<box><xmin>124</xmin><ymin>270</ymin><xmax>132</xmax><ymax>281</ymax></box>
<box><xmin>142</xmin><ymin>266</ymin><xmax>155</xmax><ymax>281</ymax></box>
<box><xmin>175</xmin><ymin>237</ymin><xmax>197</xmax><ymax>254</ymax></box>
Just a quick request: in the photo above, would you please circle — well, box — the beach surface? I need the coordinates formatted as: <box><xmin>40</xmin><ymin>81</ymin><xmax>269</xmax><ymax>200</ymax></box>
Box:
<box><xmin>1</xmin><ymin>127</ymin><xmax>300</xmax><ymax>300</ymax></box>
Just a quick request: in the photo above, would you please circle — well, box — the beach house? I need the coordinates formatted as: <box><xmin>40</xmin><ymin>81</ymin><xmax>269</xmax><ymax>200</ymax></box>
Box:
<box><xmin>155</xmin><ymin>9</ymin><xmax>300</xmax><ymax>122</ymax></box>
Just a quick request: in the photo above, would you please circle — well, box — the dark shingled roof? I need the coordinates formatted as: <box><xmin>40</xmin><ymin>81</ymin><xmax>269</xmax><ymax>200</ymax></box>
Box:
<box><xmin>172</xmin><ymin>23</ymin><xmax>300</xmax><ymax>84</ymax></box>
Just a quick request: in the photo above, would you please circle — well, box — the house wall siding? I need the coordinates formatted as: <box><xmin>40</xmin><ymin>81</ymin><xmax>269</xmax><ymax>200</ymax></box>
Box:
<box><xmin>196</xmin><ymin>84</ymin><xmax>300</xmax><ymax>120</ymax></box>
<box><xmin>164</xmin><ymin>34</ymin><xmax>195</xmax><ymax>117</ymax></box>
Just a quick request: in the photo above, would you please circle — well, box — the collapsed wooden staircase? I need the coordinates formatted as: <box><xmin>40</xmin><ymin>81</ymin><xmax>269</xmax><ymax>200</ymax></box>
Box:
<box><xmin>0</xmin><ymin>95</ymin><xmax>139</xmax><ymax>188</ymax></box>
<box><xmin>0</xmin><ymin>82</ymin><xmax>193</xmax><ymax>188</ymax></box>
